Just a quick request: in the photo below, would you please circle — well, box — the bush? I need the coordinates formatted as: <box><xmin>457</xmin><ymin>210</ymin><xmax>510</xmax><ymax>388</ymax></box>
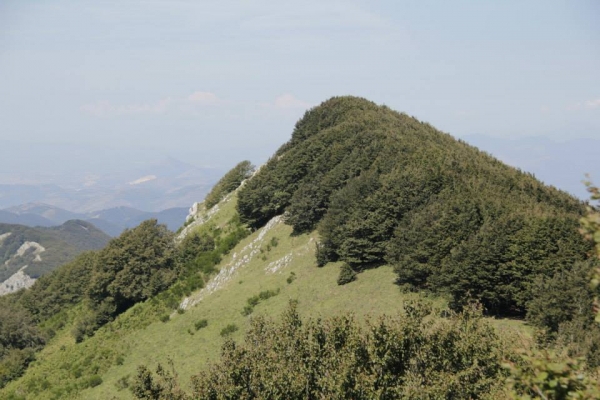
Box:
<box><xmin>243</xmin><ymin>289</ymin><xmax>280</xmax><ymax>316</ymax></box>
<box><xmin>247</xmin><ymin>296</ymin><xmax>260</xmax><ymax>307</ymax></box>
<box><xmin>194</xmin><ymin>319</ymin><xmax>208</xmax><ymax>331</ymax></box>
<box><xmin>85</xmin><ymin>375</ymin><xmax>103</xmax><ymax>388</ymax></box>
<box><xmin>160</xmin><ymin>315</ymin><xmax>170</xmax><ymax>323</ymax></box>
<box><xmin>337</xmin><ymin>263</ymin><xmax>356</xmax><ymax>285</ymax></box>
<box><xmin>220</xmin><ymin>324</ymin><xmax>238</xmax><ymax>337</ymax></box>
<box><xmin>0</xmin><ymin>348</ymin><xmax>36</xmax><ymax>389</ymax></box>
<box><xmin>286</xmin><ymin>272</ymin><xmax>296</xmax><ymax>284</ymax></box>
<box><xmin>135</xmin><ymin>301</ymin><xmax>511</xmax><ymax>399</ymax></box>
<box><xmin>258</xmin><ymin>289</ymin><xmax>279</xmax><ymax>300</ymax></box>
<box><xmin>241</xmin><ymin>305</ymin><xmax>254</xmax><ymax>316</ymax></box>
<box><xmin>315</xmin><ymin>242</ymin><xmax>330</xmax><ymax>267</ymax></box>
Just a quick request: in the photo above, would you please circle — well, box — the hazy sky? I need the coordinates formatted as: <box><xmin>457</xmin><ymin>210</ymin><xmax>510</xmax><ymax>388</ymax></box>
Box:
<box><xmin>1</xmin><ymin>0</ymin><xmax>599</xmax><ymax>170</ymax></box>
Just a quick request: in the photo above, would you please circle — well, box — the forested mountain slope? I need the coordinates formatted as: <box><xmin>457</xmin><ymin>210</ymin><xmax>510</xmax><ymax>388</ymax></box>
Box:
<box><xmin>0</xmin><ymin>220</ymin><xmax>110</xmax><ymax>294</ymax></box>
<box><xmin>238</xmin><ymin>96</ymin><xmax>589</xmax><ymax>315</ymax></box>
<box><xmin>0</xmin><ymin>96</ymin><xmax>597</xmax><ymax>399</ymax></box>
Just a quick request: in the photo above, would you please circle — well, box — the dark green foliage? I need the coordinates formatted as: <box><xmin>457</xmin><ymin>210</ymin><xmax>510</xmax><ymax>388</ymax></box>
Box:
<box><xmin>131</xmin><ymin>362</ymin><xmax>188</xmax><ymax>400</ymax></box>
<box><xmin>506</xmin><ymin>350</ymin><xmax>600</xmax><ymax>399</ymax></box>
<box><xmin>177</xmin><ymin>233</ymin><xmax>214</xmax><ymax>267</ymax></box>
<box><xmin>286</xmin><ymin>271</ymin><xmax>296</xmax><ymax>284</ymax></box>
<box><xmin>87</xmin><ymin>219</ymin><xmax>177</xmax><ymax>314</ymax></box>
<box><xmin>219</xmin><ymin>324</ymin><xmax>238</xmax><ymax>337</ymax></box>
<box><xmin>0</xmin><ymin>303</ymin><xmax>46</xmax><ymax>354</ymax></box>
<box><xmin>258</xmin><ymin>288</ymin><xmax>279</xmax><ymax>300</ymax></box>
<box><xmin>337</xmin><ymin>263</ymin><xmax>356</xmax><ymax>285</ymax></box>
<box><xmin>19</xmin><ymin>251</ymin><xmax>98</xmax><ymax>322</ymax></box>
<box><xmin>204</xmin><ymin>160</ymin><xmax>254</xmax><ymax>209</ymax></box>
<box><xmin>315</xmin><ymin>240</ymin><xmax>333</xmax><ymax>267</ymax></box>
<box><xmin>527</xmin><ymin>261</ymin><xmax>595</xmax><ymax>333</ymax></box>
<box><xmin>0</xmin><ymin>349</ymin><xmax>36</xmax><ymax>389</ymax></box>
<box><xmin>85</xmin><ymin>375</ymin><xmax>103</xmax><ymax>388</ymax></box>
<box><xmin>194</xmin><ymin>320</ymin><xmax>208</xmax><ymax>331</ymax></box>
<box><xmin>0</xmin><ymin>301</ymin><xmax>45</xmax><ymax>388</ymax></box>
<box><xmin>237</xmin><ymin>96</ymin><xmax>588</xmax><ymax>316</ymax></box>
<box><xmin>160</xmin><ymin>315</ymin><xmax>170</xmax><ymax>323</ymax></box>
<box><xmin>241</xmin><ymin>305</ymin><xmax>254</xmax><ymax>317</ymax></box>
<box><xmin>242</xmin><ymin>289</ymin><xmax>280</xmax><ymax>316</ymax></box>
<box><xmin>135</xmin><ymin>301</ymin><xmax>511</xmax><ymax>399</ymax></box>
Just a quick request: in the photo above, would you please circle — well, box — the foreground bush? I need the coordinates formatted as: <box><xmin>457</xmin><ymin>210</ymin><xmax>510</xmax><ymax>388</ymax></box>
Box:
<box><xmin>133</xmin><ymin>301</ymin><xmax>512</xmax><ymax>399</ymax></box>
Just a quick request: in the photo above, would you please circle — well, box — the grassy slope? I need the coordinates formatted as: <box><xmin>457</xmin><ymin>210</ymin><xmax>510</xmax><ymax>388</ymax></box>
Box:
<box><xmin>1</xmin><ymin>193</ymin><xmax>530</xmax><ymax>400</ymax></box>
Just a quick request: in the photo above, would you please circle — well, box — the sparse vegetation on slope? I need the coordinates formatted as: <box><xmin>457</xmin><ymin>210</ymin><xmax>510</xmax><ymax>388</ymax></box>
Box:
<box><xmin>203</xmin><ymin>160</ymin><xmax>254</xmax><ymax>210</ymax></box>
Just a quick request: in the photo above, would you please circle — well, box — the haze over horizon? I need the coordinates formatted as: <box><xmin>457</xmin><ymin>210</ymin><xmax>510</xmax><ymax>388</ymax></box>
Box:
<box><xmin>1</xmin><ymin>0</ymin><xmax>599</xmax><ymax>200</ymax></box>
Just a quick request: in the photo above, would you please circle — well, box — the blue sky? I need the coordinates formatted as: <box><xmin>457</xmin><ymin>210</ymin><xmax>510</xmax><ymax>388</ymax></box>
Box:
<box><xmin>0</xmin><ymin>0</ymin><xmax>599</xmax><ymax>174</ymax></box>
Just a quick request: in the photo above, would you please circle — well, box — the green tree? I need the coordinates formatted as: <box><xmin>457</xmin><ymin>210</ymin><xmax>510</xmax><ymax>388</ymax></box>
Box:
<box><xmin>88</xmin><ymin>219</ymin><xmax>177</xmax><ymax>314</ymax></box>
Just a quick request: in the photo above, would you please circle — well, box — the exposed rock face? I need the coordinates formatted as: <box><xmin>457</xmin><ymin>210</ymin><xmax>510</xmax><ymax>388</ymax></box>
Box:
<box><xmin>0</xmin><ymin>266</ymin><xmax>36</xmax><ymax>295</ymax></box>
<box><xmin>186</xmin><ymin>202</ymin><xmax>201</xmax><ymax>222</ymax></box>
<box><xmin>0</xmin><ymin>241</ymin><xmax>45</xmax><ymax>296</ymax></box>
<box><xmin>180</xmin><ymin>215</ymin><xmax>283</xmax><ymax>310</ymax></box>
<box><xmin>0</xmin><ymin>232</ymin><xmax>12</xmax><ymax>243</ymax></box>
<box><xmin>15</xmin><ymin>241</ymin><xmax>46</xmax><ymax>258</ymax></box>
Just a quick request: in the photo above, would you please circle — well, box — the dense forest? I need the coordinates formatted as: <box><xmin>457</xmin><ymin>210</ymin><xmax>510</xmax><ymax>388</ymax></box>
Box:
<box><xmin>238</xmin><ymin>96</ymin><xmax>590</xmax><ymax>317</ymax></box>
<box><xmin>1</xmin><ymin>97</ymin><xmax>599</xmax><ymax>399</ymax></box>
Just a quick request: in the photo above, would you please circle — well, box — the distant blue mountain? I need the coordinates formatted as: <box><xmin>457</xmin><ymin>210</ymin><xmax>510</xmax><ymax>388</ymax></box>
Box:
<box><xmin>0</xmin><ymin>203</ymin><xmax>189</xmax><ymax>237</ymax></box>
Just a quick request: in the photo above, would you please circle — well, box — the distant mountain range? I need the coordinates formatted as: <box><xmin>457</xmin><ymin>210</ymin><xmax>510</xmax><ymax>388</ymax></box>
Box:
<box><xmin>0</xmin><ymin>220</ymin><xmax>110</xmax><ymax>295</ymax></box>
<box><xmin>0</xmin><ymin>154</ymin><xmax>222</xmax><ymax>213</ymax></box>
<box><xmin>0</xmin><ymin>203</ymin><xmax>190</xmax><ymax>237</ymax></box>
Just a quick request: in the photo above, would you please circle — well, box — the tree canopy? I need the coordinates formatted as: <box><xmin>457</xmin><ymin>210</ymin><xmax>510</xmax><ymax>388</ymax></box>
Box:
<box><xmin>237</xmin><ymin>96</ymin><xmax>590</xmax><ymax>316</ymax></box>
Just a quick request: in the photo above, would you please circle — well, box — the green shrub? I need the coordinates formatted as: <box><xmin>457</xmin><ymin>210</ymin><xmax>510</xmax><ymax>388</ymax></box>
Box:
<box><xmin>160</xmin><ymin>315</ymin><xmax>170</xmax><ymax>323</ymax></box>
<box><xmin>134</xmin><ymin>301</ymin><xmax>511</xmax><ymax>399</ymax></box>
<box><xmin>86</xmin><ymin>375</ymin><xmax>102</xmax><ymax>388</ymax></box>
<box><xmin>241</xmin><ymin>305</ymin><xmax>254</xmax><ymax>316</ymax></box>
<box><xmin>194</xmin><ymin>319</ymin><xmax>208</xmax><ymax>330</ymax></box>
<box><xmin>337</xmin><ymin>263</ymin><xmax>356</xmax><ymax>285</ymax></box>
<box><xmin>0</xmin><ymin>348</ymin><xmax>36</xmax><ymax>389</ymax></box>
<box><xmin>286</xmin><ymin>272</ymin><xmax>296</xmax><ymax>284</ymax></box>
<box><xmin>220</xmin><ymin>324</ymin><xmax>238</xmax><ymax>337</ymax></box>
<box><xmin>243</xmin><ymin>289</ymin><xmax>280</xmax><ymax>316</ymax></box>
<box><xmin>247</xmin><ymin>296</ymin><xmax>260</xmax><ymax>307</ymax></box>
<box><xmin>258</xmin><ymin>289</ymin><xmax>280</xmax><ymax>300</ymax></box>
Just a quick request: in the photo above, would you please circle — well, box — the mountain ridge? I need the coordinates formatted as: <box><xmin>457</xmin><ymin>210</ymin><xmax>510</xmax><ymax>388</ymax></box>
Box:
<box><xmin>0</xmin><ymin>203</ymin><xmax>190</xmax><ymax>237</ymax></box>
<box><xmin>0</xmin><ymin>219</ymin><xmax>110</xmax><ymax>294</ymax></box>
<box><xmin>0</xmin><ymin>96</ymin><xmax>596</xmax><ymax>399</ymax></box>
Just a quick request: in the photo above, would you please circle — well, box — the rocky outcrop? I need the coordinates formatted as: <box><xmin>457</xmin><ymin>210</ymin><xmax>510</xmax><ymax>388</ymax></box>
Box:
<box><xmin>0</xmin><ymin>266</ymin><xmax>36</xmax><ymax>295</ymax></box>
